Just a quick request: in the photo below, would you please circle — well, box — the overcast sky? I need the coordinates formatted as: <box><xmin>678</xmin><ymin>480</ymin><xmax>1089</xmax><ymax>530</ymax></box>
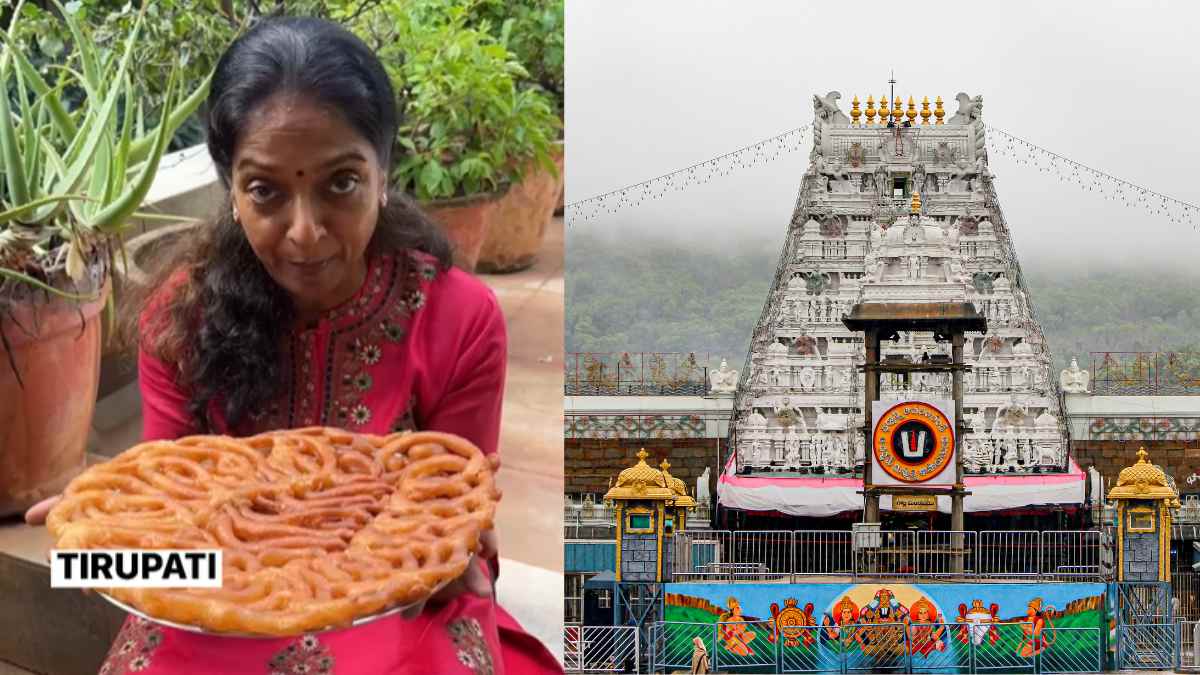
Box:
<box><xmin>564</xmin><ymin>0</ymin><xmax>1200</xmax><ymax>265</ymax></box>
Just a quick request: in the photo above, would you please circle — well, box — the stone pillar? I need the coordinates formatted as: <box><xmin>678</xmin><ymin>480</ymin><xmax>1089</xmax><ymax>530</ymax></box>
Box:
<box><xmin>864</xmin><ymin>328</ymin><xmax>881</xmax><ymax>522</ymax></box>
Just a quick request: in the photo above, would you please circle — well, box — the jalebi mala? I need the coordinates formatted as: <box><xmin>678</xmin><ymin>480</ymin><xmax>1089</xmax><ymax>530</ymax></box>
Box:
<box><xmin>45</xmin><ymin>427</ymin><xmax>501</xmax><ymax>636</ymax></box>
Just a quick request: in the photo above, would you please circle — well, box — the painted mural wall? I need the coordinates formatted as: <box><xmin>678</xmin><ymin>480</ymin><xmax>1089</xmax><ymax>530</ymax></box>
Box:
<box><xmin>662</xmin><ymin>582</ymin><xmax>1109</xmax><ymax>673</ymax></box>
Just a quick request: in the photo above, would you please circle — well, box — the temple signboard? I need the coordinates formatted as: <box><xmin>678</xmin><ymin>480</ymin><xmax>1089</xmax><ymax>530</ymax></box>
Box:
<box><xmin>871</xmin><ymin>398</ymin><xmax>956</xmax><ymax>487</ymax></box>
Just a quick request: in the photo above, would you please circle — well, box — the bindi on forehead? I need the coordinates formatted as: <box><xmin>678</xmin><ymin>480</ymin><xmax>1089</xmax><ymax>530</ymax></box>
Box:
<box><xmin>297</xmin><ymin>170</ymin><xmax>304</xmax><ymax>177</ymax></box>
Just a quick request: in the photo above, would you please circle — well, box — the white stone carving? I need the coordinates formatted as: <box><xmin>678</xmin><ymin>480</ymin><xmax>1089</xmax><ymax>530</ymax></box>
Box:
<box><xmin>710</xmin><ymin>359</ymin><xmax>739</xmax><ymax>394</ymax></box>
<box><xmin>948</xmin><ymin>93</ymin><xmax>984</xmax><ymax>125</ymax></box>
<box><xmin>733</xmin><ymin>115</ymin><xmax>1069</xmax><ymax>479</ymax></box>
<box><xmin>1059</xmin><ymin>358</ymin><xmax>1091</xmax><ymax>394</ymax></box>
<box><xmin>696</xmin><ymin>467</ymin><xmax>712</xmax><ymax>505</ymax></box>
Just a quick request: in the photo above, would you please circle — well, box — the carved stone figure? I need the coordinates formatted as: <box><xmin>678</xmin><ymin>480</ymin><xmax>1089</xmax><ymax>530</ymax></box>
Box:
<box><xmin>873</xmin><ymin>163</ymin><xmax>889</xmax><ymax>200</ymax></box>
<box><xmin>774</xmin><ymin>397</ymin><xmax>804</xmax><ymax>430</ymax></box>
<box><xmin>934</xmin><ymin>142</ymin><xmax>953</xmax><ymax>165</ymax></box>
<box><xmin>754</xmin><ymin>440</ymin><xmax>772</xmax><ymax>469</ymax></box>
<box><xmin>784</xmin><ymin>431</ymin><xmax>802</xmax><ymax>470</ymax></box>
<box><xmin>696</xmin><ymin>466</ymin><xmax>711</xmax><ymax>505</ymax></box>
<box><xmin>710</xmin><ymin>359</ymin><xmax>739</xmax><ymax>393</ymax></box>
<box><xmin>947</xmin><ymin>158</ymin><xmax>975</xmax><ymax>193</ymax></box>
<box><xmin>847</xmin><ymin>142</ymin><xmax>864</xmax><ymax>168</ymax></box>
<box><xmin>1059</xmin><ymin>358</ymin><xmax>1091</xmax><ymax>394</ymax></box>
<box><xmin>948</xmin><ymin>92</ymin><xmax>984</xmax><ymax>125</ymax></box>
<box><xmin>813</xmin><ymin>91</ymin><xmax>851</xmax><ymax>126</ymax></box>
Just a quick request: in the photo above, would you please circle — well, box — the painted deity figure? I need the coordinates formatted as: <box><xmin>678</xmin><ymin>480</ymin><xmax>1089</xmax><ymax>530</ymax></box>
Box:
<box><xmin>907</xmin><ymin>598</ymin><xmax>947</xmax><ymax>658</ymax></box>
<box><xmin>1019</xmin><ymin>598</ymin><xmax>1052</xmax><ymax>658</ymax></box>
<box><xmin>821</xmin><ymin>596</ymin><xmax>861</xmax><ymax>648</ymax></box>
<box><xmin>857</xmin><ymin>589</ymin><xmax>909</xmax><ymax>657</ymax></box>
<box><xmin>719</xmin><ymin>597</ymin><xmax>759</xmax><ymax>657</ymax></box>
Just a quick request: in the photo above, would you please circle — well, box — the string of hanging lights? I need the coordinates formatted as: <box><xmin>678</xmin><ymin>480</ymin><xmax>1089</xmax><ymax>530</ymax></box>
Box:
<box><xmin>563</xmin><ymin>125</ymin><xmax>812</xmax><ymax>223</ymax></box>
<box><xmin>985</xmin><ymin>125</ymin><xmax>1199</xmax><ymax>228</ymax></box>
<box><xmin>564</xmin><ymin>122</ymin><xmax>1200</xmax><ymax>229</ymax></box>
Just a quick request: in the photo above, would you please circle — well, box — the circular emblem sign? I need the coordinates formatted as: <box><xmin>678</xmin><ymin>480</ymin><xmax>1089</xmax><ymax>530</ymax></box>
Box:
<box><xmin>872</xmin><ymin>401</ymin><xmax>954</xmax><ymax>483</ymax></box>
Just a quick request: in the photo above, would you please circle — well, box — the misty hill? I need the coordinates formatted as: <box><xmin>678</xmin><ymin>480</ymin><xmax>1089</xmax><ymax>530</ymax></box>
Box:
<box><xmin>565</xmin><ymin>231</ymin><xmax>1200</xmax><ymax>372</ymax></box>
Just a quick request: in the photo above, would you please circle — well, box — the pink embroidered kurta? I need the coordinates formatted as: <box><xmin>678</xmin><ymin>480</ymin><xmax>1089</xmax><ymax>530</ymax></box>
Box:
<box><xmin>100</xmin><ymin>250</ymin><xmax>562</xmax><ymax>674</ymax></box>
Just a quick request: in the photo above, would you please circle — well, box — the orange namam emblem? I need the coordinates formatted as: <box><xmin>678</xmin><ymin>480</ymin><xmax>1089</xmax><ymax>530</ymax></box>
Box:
<box><xmin>872</xmin><ymin>401</ymin><xmax>955</xmax><ymax>483</ymax></box>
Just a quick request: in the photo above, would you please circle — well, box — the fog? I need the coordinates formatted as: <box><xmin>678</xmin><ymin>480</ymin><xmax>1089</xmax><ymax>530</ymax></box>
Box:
<box><xmin>565</xmin><ymin>0</ymin><xmax>1200</xmax><ymax>265</ymax></box>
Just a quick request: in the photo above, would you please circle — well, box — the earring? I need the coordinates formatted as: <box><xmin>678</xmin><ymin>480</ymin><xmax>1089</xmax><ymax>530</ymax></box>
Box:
<box><xmin>380</xmin><ymin>193</ymin><xmax>389</xmax><ymax>208</ymax></box>
<box><xmin>232</xmin><ymin>206</ymin><xmax>240</xmax><ymax>223</ymax></box>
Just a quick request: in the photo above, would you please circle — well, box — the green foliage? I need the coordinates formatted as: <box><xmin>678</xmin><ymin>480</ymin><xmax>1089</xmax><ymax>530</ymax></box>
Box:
<box><xmin>566</xmin><ymin>233</ymin><xmax>1200</xmax><ymax>373</ymax></box>
<box><xmin>0</xmin><ymin>0</ymin><xmax>207</xmax><ymax>298</ymax></box>
<box><xmin>566</xmin><ymin>231</ymin><xmax>775</xmax><ymax>363</ymax></box>
<box><xmin>465</xmin><ymin>0</ymin><xmax>564</xmax><ymax>117</ymax></box>
<box><xmin>363</xmin><ymin>0</ymin><xmax>560</xmax><ymax>201</ymax></box>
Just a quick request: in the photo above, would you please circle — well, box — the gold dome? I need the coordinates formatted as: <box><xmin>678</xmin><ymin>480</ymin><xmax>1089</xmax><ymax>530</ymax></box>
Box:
<box><xmin>1108</xmin><ymin>448</ymin><xmax>1178</xmax><ymax>501</ymax></box>
<box><xmin>661</xmin><ymin>460</ymin><xmax>697</xmax><ymax>509</ymax></box>
<box><xmin>911</xmin><ymin>191</ymin><xmax>922</xmax><ymax>214</ymax></box>
<box><xmin>604</xmin><ymin>449</ymin><xmax>675</xmax><ymax>501</ymax></box>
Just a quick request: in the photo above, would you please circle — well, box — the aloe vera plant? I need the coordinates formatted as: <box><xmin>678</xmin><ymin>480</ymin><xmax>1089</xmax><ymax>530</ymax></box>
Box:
<box><xmin>0</xmin><ymin>0</ymin><xmax>211</xmax><ymax>305</ymax></box>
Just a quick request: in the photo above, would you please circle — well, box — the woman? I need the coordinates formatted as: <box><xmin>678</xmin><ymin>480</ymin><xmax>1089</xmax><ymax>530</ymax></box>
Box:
<box><xmin>25</xmin><ymin>16</ymin><xmax>561</xmax><ymax>675</ymax></box>
<box><xmin>690</xmin><ymin>636</ymin><xmax>709</xmax><ymax>674</ymax></box>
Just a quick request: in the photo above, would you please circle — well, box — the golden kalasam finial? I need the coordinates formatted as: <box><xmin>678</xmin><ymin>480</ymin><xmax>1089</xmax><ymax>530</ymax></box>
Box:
<box><xmin>1136</xmin><ymin>447</ymin><xmax>1149</xmax><ymax>464</ymax></box>
<box><xmin>879</xmin><ymin>95</ymin><xmax>890</xmax><ymax>124</ymax></box>
<box><xmin>911</xmin><ymin>191</ymin><xmax>921</xmax><ymax>214</ymax></box>
<box><xmin>920</xmin><ymin>96</ymin><xmax>932</xmax><ymax>125</ymax></box>
<box><xmin>850</xmin><ymin>95</ymin><xmax>861</xmax><ymax>125</ymax></box>
<box><xmin>636</xmin><ymin>448</ymin><xmax>649</xmax><ymax>462</ymax></box>
<box><xmin>935</xmin><ymin>96</ymin><xmax>945</xmax><ymax>125</ymax></box>
<box><xmin>865</xmin><ymin>95</ymin><xmax>876</xmax><ymax>125</ymax></box>
<box><xmin>892</xmin><ymin>96</ymin><xmax>903</xmax><ymax>124</ymax></box>
<box><xmin>660</xmin><ymin>458</ymin><xmax>672</xmax><ymax>472</ymax></box>
<box><xmin>906</xmin><ymin>96</ymin><xmax>917</xmax><ymax>124</ymax></box>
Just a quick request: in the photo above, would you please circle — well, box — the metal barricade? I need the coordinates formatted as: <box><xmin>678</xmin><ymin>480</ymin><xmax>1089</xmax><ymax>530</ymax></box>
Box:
<box><xmin>854</xmin><ymin>530</ymin><xmax>916</xmax><ymax>580</ymax></box>
<box><xmin>1041</xmin><ymin>531</ymin><xmax>1103</xmax><ymax>581</ymax></box>
<box><xmin>1179</xmin><ymin>619</ymin><xmax>1200</xmax><ymax>671</ymax></box>
<box><xmin>713</xmin><ymin>620</ymin><xmax>776</xmax><ymax>671</ymax></box>
<box><xmin>1175</xmin><ymin>571</ymin><xmax>1200</xmax><ymax>621</ymax></box>
<box><xmin>730</xmin><ymin>530</ymin><xmax>794</xmax><ymax>581</ymax></box>
<box><xmin>778</xmin><ymin>626</ymin><xmax>828</xmax><ymax>673</ymax></box>
<box><xmin>649</xmin><ymin>621</ymin><xmax>713</xmax><ymax>673</ymax></box>
<box><xmin>793</xmin><ymin>530</ymin><xmax>854</xmax><ymax>577</ymax></box>
<box><xmin>563</xmin><ymin>625</ymin><xmax>639</xmax><ymax>673</ymax></box>
<box><xmin>977</xmin><ymin>530</ymin><xmax>1041</xmax><ymax>580</ymax></box>
<box><xmin>845</xmin><ymin>621</ymin><xmax>908</xmax><ymax>672</ymax></box>
<box><xmin>1039</xmin><ymin>626</ymin><xmax>1104</xmax><ymax>674</ymax></box>
<box><xmin>670</xmin><ymin>528</ymin><xmax>1112</xmax><ymax>582</ymax></box>
<box><xmin>1118</xmin><ymin>622</ymin><xmax>1178</xmax><ymax>670</ymax></box>
<box><xmin>974</xmin><ymin>622</ymin><xmax>1035</xmax><ymax>673</ymax></box>
<box><xmin>905</xmin><ymin>622</ymin><xmax>957</xmax><ymax>673</ymax></box>
<box><xmin>914</xmin><ymin>530</ymin><xmax>977</xmax><ymax>579</ymax></box>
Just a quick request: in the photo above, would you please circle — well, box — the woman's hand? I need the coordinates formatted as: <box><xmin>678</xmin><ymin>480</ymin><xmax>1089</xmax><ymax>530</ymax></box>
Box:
<box><xmin>400</xmin><ymin>529</ymin><xmax>498</xmax><ymax>619</ymax></box>
<box><xmin>24</xmin><ymin>495</ymin><xmax>61</xmax><ymax>525</ymax></box>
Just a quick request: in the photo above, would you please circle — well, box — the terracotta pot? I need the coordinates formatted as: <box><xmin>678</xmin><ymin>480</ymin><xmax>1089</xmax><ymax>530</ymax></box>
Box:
<box><xmin>476</xmin><ymin>144</ymin><xmax>565</xmax><ymax>274</ymax></box>
<box><xmin>0</xmin><ymin>283</ymin><xmax>110</xmax><ymax>516</ymax></box>
<box><xmin>422</xmin><ymin>191</ymin><xmax>505</xmax><ymax>273</ymax></box>
<box><xmin>123</xmin><ymin>220</ymin><xmax>202</xmax><ymax>289</ymax></box>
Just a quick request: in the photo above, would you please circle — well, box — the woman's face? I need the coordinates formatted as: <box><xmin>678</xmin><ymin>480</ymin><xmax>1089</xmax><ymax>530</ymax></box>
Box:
<box><xmin>230</xmin><ymin>94</ymin><xmax>385</xmax><ymax>318</ymax></box>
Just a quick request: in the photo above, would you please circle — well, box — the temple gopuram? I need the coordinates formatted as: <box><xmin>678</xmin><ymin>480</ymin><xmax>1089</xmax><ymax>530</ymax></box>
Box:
<box><xmin>720</xmin><ymin>92</ymin><xmax>1079</xmax><ymax>525</ymax></box>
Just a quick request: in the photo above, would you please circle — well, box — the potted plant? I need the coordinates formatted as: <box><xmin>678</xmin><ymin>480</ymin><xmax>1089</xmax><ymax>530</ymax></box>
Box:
<box><xmin>359</xmin><ymin>1</ymin><xmax>560</xmax><ymax>271</ymax></box>
<box><xmin>466</xmin><ymin>0</ymin><xmax>564</xmax><ymax>273</ymax></box>
<box><xmin>0</xmin><ymin>1</ymin><xmax>208</xmax><ymax>516</ymax></box>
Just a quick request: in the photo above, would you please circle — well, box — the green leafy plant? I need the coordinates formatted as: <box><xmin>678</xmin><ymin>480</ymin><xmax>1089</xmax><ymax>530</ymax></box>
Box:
<box><xmin>465</xmin><ymin>0</ymin><xmax>563</xmax><ymax>117</ymax></box>
<box><xmin>0</xmin><ymin>0</ymin><xmax>209</xmax><ymax>305</ymax></box>
<box><xmin>361</xmin><ymin>1</ymin><xmax>561</xmax><ymax>201</ymax></box>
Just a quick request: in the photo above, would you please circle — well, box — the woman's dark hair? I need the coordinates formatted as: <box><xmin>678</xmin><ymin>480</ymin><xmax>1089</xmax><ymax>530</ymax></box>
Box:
<box><xmin>121</xmin><ymin>17</ymin><xmax>453</xmax><ymax>432</ymax></box>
